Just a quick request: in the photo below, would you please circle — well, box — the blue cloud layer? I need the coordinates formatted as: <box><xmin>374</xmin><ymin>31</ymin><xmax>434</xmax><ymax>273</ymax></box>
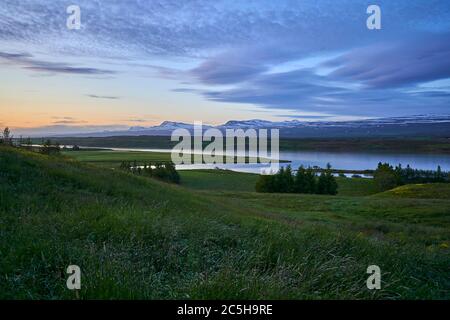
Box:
<box><xmin>1</xmin><ymin>0</ymin><xmax>449</xmax><ymax>118</ymax></box>
<box><xmin>0</xmin><ymin>51</ymin><xmax>115</xmax><ymax>75</ymax></box>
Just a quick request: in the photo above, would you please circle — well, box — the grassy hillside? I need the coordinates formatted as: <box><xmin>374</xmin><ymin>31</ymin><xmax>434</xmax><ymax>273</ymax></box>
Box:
<box><xmin>0</xmin><ymin>146</ymin><xmax>449</xmax><ymax>299</ymax></box>
<box><xmin>376</xmin><ymin>183</ymin><xmax>450</xmax><ymax>200</ymax></box>
<box><xmin>179</xmin><ymin>169</ymin><xmax>259</xmax><ymax>192</ymax></box>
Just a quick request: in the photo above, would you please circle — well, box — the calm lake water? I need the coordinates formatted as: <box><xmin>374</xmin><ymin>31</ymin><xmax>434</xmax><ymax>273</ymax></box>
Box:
<box><xmin>105</xmin><ymin>147</ymin><xmax>450</xmax><ymax>174</ymax></box>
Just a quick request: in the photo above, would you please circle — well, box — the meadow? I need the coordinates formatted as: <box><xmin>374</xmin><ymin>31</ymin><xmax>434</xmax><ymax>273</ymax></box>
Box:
<box><xmin>0</xmin><ymin>146</ymin><xmax>449</xmax><ymax>299</ymax></box>
<box><xmin>45</xmin><ymin>136</ymin><xmax>450</xmax><ymax>154</ymax></box>
<box><xmin>61</xmin><ymin>150</ymin><xmax>284</xmax><ymax>169</ymax></box>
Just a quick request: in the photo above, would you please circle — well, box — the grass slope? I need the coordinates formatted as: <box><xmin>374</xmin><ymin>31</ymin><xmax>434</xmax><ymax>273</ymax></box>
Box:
<box><xmin>1</xmin><ymin>146</ymin><xmax>449</xmax><ymax>299</ymax></box>
<box><xmin>179</xmin><ymin>170</ymin><xmax>259</xmax><ymax>192</ymax></box>
<box><xmin>376</xmin><ymin>183</ymin><xmax>450</xmax><ymax>200</ymax></box>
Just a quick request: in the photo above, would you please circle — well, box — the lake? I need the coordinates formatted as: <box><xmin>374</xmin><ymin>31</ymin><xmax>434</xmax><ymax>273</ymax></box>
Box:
<box><xmin>104</xmin><ymin>147</ymin><xmax>450</xmax><ymax>174</ymax></box>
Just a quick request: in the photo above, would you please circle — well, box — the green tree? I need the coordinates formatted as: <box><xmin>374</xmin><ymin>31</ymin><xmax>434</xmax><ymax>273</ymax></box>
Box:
<box><xmin>165</xmin><ymin>162</ymin><xmax>180</xmax><ymax>184</ymax></box>
<box><xmin>283</xmin><ymin>165</ymin><xmax>295</xmax><ymax>193</ymax></box>
<box><xmin>273</xmin><ymin>167</ymin><xmax>286</xmax><ymax>192</ymax></box>
<box><xmin>374</xmin><ymin>162</ymin><xmax>399</xmax><ymax>191</ymax></box>
<box><xmin>435</xmin><ymin>165</ymin><xmax>444</xmax><ymax>182</ymax></box>
<box><xmin>1</xmin><ymin>127</ymin><xmax>12</xmax><ymax>145</ymax></box>
<box><xmin>294</xmin><ymin>166</ymin><xmax>308</xmax><ymax>193</ymax></box>
<box><xmin>317</xmin><ymin>172</ymin><xmax>328</xmax><ymax>194</ymax></box>
<box><xmin>324</xmin><ymin>163</ymin><xmax>338</xmax><ymax>195</ymax></box>
<box><xmin>304</xmin><ymin>167</ymin><xmax>317</xmax><ymax>194</ymax></box>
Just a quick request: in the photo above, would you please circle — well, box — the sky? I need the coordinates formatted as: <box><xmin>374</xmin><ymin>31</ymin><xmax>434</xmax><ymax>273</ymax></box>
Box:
<box><xmin>0</xmin><ymin>0</ymin><xmax>449</xmax><ymax>135</ymax></box>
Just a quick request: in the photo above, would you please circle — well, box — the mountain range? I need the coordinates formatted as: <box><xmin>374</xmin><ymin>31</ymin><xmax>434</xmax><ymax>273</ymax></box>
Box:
<box><xmin>54</xmin><ymin>114</ymin><xmax>450</xmax><ymax>138</ymax></box>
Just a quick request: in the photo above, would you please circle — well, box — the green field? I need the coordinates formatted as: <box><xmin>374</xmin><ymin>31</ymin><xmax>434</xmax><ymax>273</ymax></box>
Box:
<box><xmin>48</xmin><ymin>136</ymin><xmax>450</xmax><ymax>154</ymax></box>
<box><xmin>1</xmin><ymin>146</ymin><xmax>449</xmax><ymax>299</ymax></box>
<box><xmin>62</xmin><ymin>150</ymin><xmax>173</xmax><ymax>168</ymax></box>
<box><xmin>62</xmin><ymin>150</ymin><xmax>284</xmax><ymax>169</ymax></box>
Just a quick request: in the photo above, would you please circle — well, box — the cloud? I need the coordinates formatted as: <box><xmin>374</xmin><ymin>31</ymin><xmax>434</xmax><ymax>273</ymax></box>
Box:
<box><xmin>51</xmin><ymin>116</ymin><xmax>87</xmax><ymax>124</ymax></box>
<box><xmin>0</xmin><ymin>52</ymin><xmax>32</xmax><ymax>59</ymax></box>
<box><xmin>11</xmin><ymin>124</ymin><xmax>129</xmax><ymax>137</ymax></box>
<box><xmin>53</xmin><ymin>120</ymin><xmax>87</xmax><ymax>124</ymax></box>
<box><xmin>0</xmin><ymin>51</ymin><xmax>116</xmax><ymax>75</ymax></box>
<box><xmin>1</xmin><ymin>1</ymin><xmax>450</xmax><ymax>119</ymax></box>
<box><xmin>275</xmin><ymin>114</ymin><xmax>333</xmax><ymax>119</ymax></box>
<box><xmin>172</xmin><ymin>31</ymin><xmax>450</xmax><ymax>117</ymax></box>
<box><xmin>86</xmin><ymin>94</ymin><xmax>120</xmax><ymax>100</ymax></box>
<box><xmin>325</xmin><ymin>34</ymin><xmax>450</xmax><ymax>88</ymax></box>
<box><xmin>52</xmin><ymin>116</ymin><xmax>75</xmax><ymax>120</ymax></box>
<box><xmin>189</xmin><ymin>49</ymin><xmax>269</xmax><ymax>85</ymax></box>
<box><xmin>181</xmin><ymin>68</ymin><xmax>344</xmax><ymax>111</ymax></box>
<box><xmin>180</xmin><ymin>63</ymin><xmax>450</xmax><ymax>117</ymax></box>
<box><xmin>124</xmin><ymin>119</ymin><xmax>148</xmax><ymax>122</ymax></box>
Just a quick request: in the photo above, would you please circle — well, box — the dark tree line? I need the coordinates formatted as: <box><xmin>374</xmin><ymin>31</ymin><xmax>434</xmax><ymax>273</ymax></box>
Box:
<box><xmin>255</xmin><ymin>163</ymin><xmax>338</xmax><ymax>195</ymax></box>
<box><xmin>374</xmin><ymin>162</ymin><xmax>450</xmax><ymax>191</ymax></box>
<box><xmin>119</xmin><ymin>161</ymin><xmax>180</xmax><ymax>184</ymax></box>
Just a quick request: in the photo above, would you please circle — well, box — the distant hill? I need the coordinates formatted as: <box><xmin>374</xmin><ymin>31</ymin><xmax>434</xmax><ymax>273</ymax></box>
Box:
<box><xmin>51</xmin><ymin>114</ymin><xmax>450</xmax><ymax>138</ymax></box>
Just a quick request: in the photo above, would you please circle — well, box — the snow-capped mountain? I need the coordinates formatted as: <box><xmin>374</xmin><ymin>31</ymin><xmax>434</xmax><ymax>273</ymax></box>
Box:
<box><xmin>220</xmin><ymin>119</ymin><xmax>304</xmax><ymax>129</ymax></box>
<box><xmin>151</xmin><ymin>121</ymin><xmax>196</xmax><ymax>130</ymax></box>
<box><xmin>129</xmin><ymin>121</ymin><xmax>213</xmax><ymax>132</ymax></box>
<box><xmin>220</xmin><ymin>115</ymin><xmax>450</xmax><ymax>129</ymax></box>
<box><xmin>50</xmin><ymin>114</ymin><xmax>450</xmax><ymax>138</ymax></box>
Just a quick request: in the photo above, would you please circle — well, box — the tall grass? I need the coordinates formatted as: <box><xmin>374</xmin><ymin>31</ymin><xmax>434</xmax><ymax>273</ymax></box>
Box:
<box><xmin>0</xmin><ymin>146</ymin><xmax>448</xmax><ymax>299</ymax></box>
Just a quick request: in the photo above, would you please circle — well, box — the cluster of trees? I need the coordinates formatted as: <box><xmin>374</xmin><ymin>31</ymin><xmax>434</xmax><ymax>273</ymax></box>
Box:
<box><xmin>255</xmin><ymin>164</ymin><xmax>338</xmax><ymax>195</ymax></box>
<box><xmin>119</xmin><ymin>161</ymin><xmax>180</xmax><ymax>184</ymax></box>
<box><xmin>374</xmin><ymin>162</ymin><xmax>449</xmax><ymax>191</ymax></box>
<box><xmin>39</xmin><ymin>139</ymin><xmax>61</xmax><ymax>155</ymax></box>
<box><xmin>0</xmin><ymin>127</ymin><xmax>13</xmax><ymax>145</ymax></box>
